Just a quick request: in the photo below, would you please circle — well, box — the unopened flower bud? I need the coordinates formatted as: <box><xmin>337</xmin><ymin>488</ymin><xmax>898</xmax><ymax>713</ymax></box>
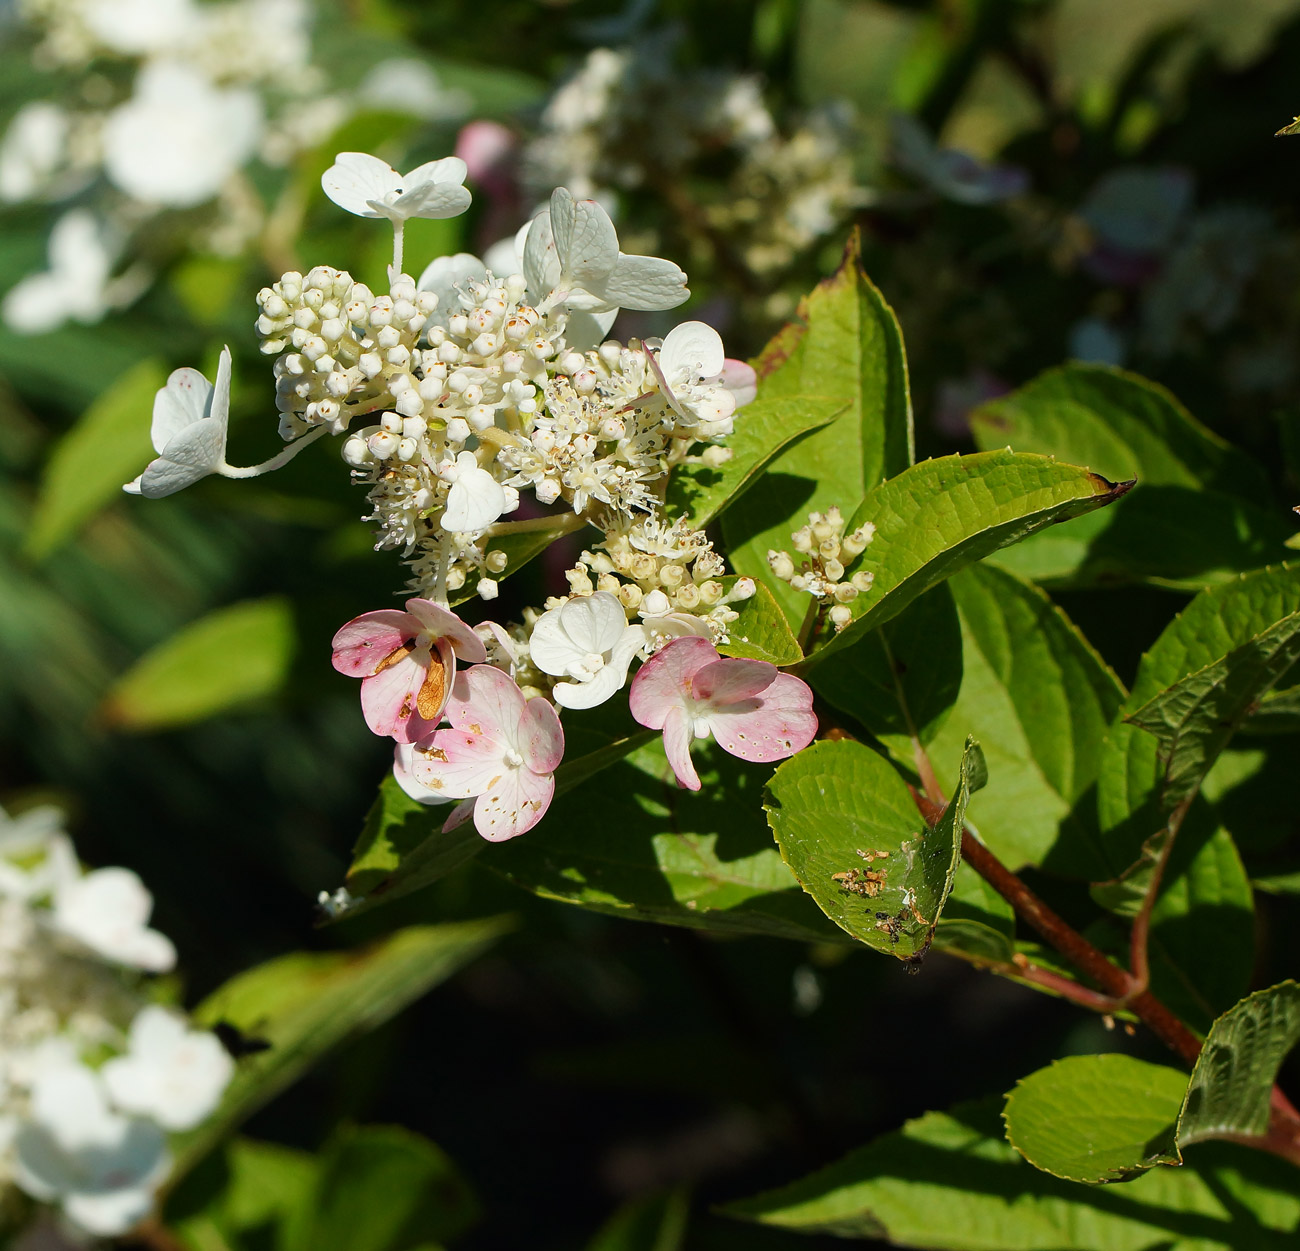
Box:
<box><xmin>767</xmin><ymin>550</ymin><xmax>795</xmax><ymax>580</ymax></box>
<box><xmin>641</xmin><ymin>589</ymin><xmax>671</xmax><ymax>617</ymax></box>
<box><xmin>842</xmin><ymin>522</ymin><xmax>876</xmax><ymax>558</ymax></box>
<box><xmin>597</xmin><ymin>573</ymin><xmax>621</xmax><ymax>595</ymax></box>
<box><xmin>659</xmin><ymin>564</ymin><xmax>685</xmax><ymax>589</ymax></box>
<box><xmin>445</xmin><ymin>417</ymin><xmax>471</xmax><ymax>443</ymax></box>
<box><xmin>381</xmin><ymin>412</ymin><xmax>403</xmax><ymax>434</ymax></box>
<box><xmin>823</xmin><ymin>557</ymin><xmax>845</xmax><ymax>582</ymax></box>
<box><xmin>477</xmin><ymin>578</ymin><xmax>499</xmax><ymax>601</ymax></box>
<box><xmin>851</xmin><ymin>571</ymin><xmax>875</xmax><ymax>592</ymax></box>
<box><xmin>832</xmin><ymin>582</ymin><xmax>857</xmax><ymax>604</ymax></box>
<box><xmin>731</xmin><ymin>577</ymin><xmax>757</xmax><ymax>601</ymax></box>
<box><xmin>618</xmin><ymin>583</ymin><xmax>643</xmax><ymax>611</ymax></box>
<box><xmin>396</xmin><ymin>390</ymin><xmax>424</xmax><ymax>418</ymax></box>
<box><xmin>485</xmin><ymin>549</ymin><xmax>508</xmax><ymax>573</ymax></box>
<box><xmin>697</xmin><ymin>580</ymin><xmax>723</xmax><ymax>605</ymax></box>
<box><xmin>791</xmin><ymin>526</ymin><xmax>814</xmax><ymax>553</ymax></box>
<box><xmin>368</xmin><ymin>431</ymin><xmax>399</xmax><ymax>459</ymax></box>
<box><xmin>359</xmin><ymin>352</ymin><xmax>383</xmax><ymax>378</ymax></box>
<box><xmin>342</xmin><ymin>435</ymin><xmax>370</xmax><ymax>467</ymax></box>
<box><xmin>675</xmin><ymin>582</ymin><xmax>701</xmax><ymax>609</ymax></box>
<box><xmin>829</xmin><ymin>604</ymin><xmax>853</xmax><ymax>631</ymax></box>
<box><xmin>397</xmin><ymin>437</ymin><xmax>419</xmax><ymax>461</ymax></box>
<box><xmin>536</xmin><ymin>478</ymin><xmax>561</xmax><ymax>504</ymax></box>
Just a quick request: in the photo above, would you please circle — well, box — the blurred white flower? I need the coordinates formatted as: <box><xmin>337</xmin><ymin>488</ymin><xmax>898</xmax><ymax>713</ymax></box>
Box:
<box><xmin>0</xmin><ymin>101</ymin><xmax>68</xmax><ymax>202</ymax></box>
<box><xmin>124</xmin><ymin>347</ymin><xmax>232</xmax><ymax>499</ymax></box>
<box><xmin>358</xmin><ymin>58</ymin><xmax>469</xmax><ymax>121</ymax></box>
<box><xmin>51</xmin><ymin>868</ymin><xmax>176</xmax><ymax>972</ymax></box>
<box><xmin>102</xmin><ymin>61</ymin><xmax>262</xmax><ymax>207</ymax></box>
<box><xmin>321</xmin><ymin>151</ymin><xmax>470</xmax><ymax>224</ymax></box>
<box><xmin>0</xmin><ymin>804</ymin><xmax>77</xmax><ymax>902</ymax></box>
<box><xmin>1</xmin><ymin>209</ymin><xmax>118</xmax><ymax>335</ymax></box>
<box><xmin>13</xmin><ymin>1062</ymin><xmax>168</xmax><ymax>1237</ymax></box>
<box><xmin>83</xmin><ymin>0</ymin><xmax>199</xmax><ymax>55</ymax></box>
<box><xmin>102</xmin><ymin>1006</ymin><xmax>233</xmax><ymax>1131</ymax></box>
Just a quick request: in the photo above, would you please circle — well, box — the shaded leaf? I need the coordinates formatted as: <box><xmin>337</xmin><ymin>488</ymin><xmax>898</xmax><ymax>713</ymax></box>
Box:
<box><xmin>811</xmin><ymin>583</ymin><xmax>963</xmax><ymax>761</ymax></box>
<box><xmin>763</xmin><ymin>737</ymin><xmax>980</xmax><ymax>960</ymax></box>
<box><xmin>26</xmin><ymin>357</ymin><xmax>165</xmax><ymax>559</ymax></box>
<box><xmin>721</xmin><ymin>1097</ymin><xmax>1300</xmax><ymax>1247</ymax></box>
<box><xmin>174</xmin><ymin>919</ymin><xmax>509</xmax><ymax>1177</ymax></box>
<box><xmin>587</xmin><ymin>1188</ymin><xmax>689</xmax><ymax>1251</ymax></box>
<box><xmin>723</xmin><ymin>231</ymin><xmax>914</xmax><ymax>625</ymax></box>
<box><xmin>808</xmin><ymin>451</ymin><xmax>1132</xmax><ymax>663</ymax></box>
<box><xmin>932</xmin><ymin>861</ymin><xmax>1016</xmax><ymax>965</ymax></box>
<box><xmin>100</xmin><ymin>597</ymin><xmax>295</xmax><ymax>731</ymax></box>
<box><xmin>1002</xmin><ymin>1054</ymin><xmax>1184</xmax><ymax>1184</ymax></box>
<box><xmin>451</xmin><ymin>516</ymin><xmax>594</xmax><ymax>606</ymax></box>
<box><xmin>665</xmin><ymin>397</ymin><xmax>848</xmax><ymax>528</ymax></box>
<box><xmin>925</xmin><ymin>564</ymin><xmax>1125</xmax><ymax>877</ymax></box>
<box><xmin>1178</xmin><ymin>982</ymin><xmax>1300</xmax><ymax>1148</ymax></box>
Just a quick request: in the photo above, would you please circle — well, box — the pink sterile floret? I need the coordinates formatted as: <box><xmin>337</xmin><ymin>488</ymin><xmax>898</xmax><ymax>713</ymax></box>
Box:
<box><xmin>628</xmin><ymin>636</ymin><xmax>817</xmax><ymax>791</ymax></box>
<box><xmin>410</xmin><ymin>664</ymin><xmax>565</xmax><ymax>842</ymax></box>
<box><xmin>331</xmin><ymin>598</ymin><xmax>486</xmax><ymax>743</ymax></box>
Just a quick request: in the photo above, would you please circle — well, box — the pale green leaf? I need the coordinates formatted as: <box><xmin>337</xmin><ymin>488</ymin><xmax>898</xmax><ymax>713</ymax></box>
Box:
<box><xmin>100</xmin><ymin>597</ymin><xmax>296</xmax><ymax>731</ymax></box>
<box><xmin>715</xmin><ymin>576</ymin><xmax>803</xmax><ymax>666</ymax></box>
<box><xmin>26</xmin><ymin>357</ymin><xmax>166</xmax><ymax>559</ymax></box>
<box><xmin>174</xmin><ymin>919</ymin><xmax>509</xmax><ymax>1177</ymax></box>
<box><xmin>722</xmin><ymin>1097</ymin><xmax>1300</xmax><ymax>1247</ymax></box>
<box><xmin>1002</xmin><ymin>1054</ymin><xmax>1184</xmax><ymax>1184</ymax></box>
<box><xmin>763</xmin><ymin>737</ymin><xmax>980</xmax><ymax>960</ymax></box>
<box><xmin>807</xmin><ymin>450</ymin><xmax>1132</xmax><ymax>663</ymax></box>
<box><xmin>665</xmin><ymin>396</ymin><xmax>848</xmax><ymax>528</ymax></box>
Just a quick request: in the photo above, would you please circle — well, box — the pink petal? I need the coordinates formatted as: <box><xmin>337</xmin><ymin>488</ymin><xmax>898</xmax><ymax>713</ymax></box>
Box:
<box><xmin>628</xmin><ymin>636</ymin><xmax>718</xmax><ymax>730</ymax></box>
<box><xmin>413</xmin><ymin>726</ymin><xmax>509</xmax><ymax>797</ymax></box>
<box><xmin>693</xmin><ymin>657</ymin><xmax>777</xmax><ymax>706</ymax></box>
<box><xmin>405</xmin><ymin>599</ymin><xmax>488</xmax><ymax>663</ymax></box>
<box><xmin>360</xmin><ymin>649</ymin><xmax>443</xmax><ymax>743</ymax></box>
<box><xmin>442</xmin><ymin>797</ymin><xmax>477</xmax><ymax>832</ymax></box>
<box><xmin>331</xmin><ymin>609</ymin><xmax>418</xmax><ymax>676</ymax></box>
<box><xmin>472</xmin><ymin>765</ymin><xmax>555</xmax><ymax>841</ymax></box>
<box><xmin>720</xmin><ymin>359</ymin><xmax>758</xmax><ymax>408</ymax></box>
<box><xmin>519</xmin><ymin>695</ymin><xmax>564</xmax><ymax>774</ymax></box>
<box><xmin>444</xmin><ymin>664</ymin><xmax>526</xmax><ymax>743</ymax></box>
<box><xmin>661</xmin><ymin>705</ymin><xmax>700</xmax><ymax>791</ymax></box>
<box><xmin>706</xmin><ymin>673</ymin><xmax>818</xmax><ymax>765</ymax></box>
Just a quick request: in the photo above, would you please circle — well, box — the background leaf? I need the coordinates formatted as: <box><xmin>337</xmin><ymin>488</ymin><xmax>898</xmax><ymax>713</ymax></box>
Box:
<box><xmin>586</xmin><ymin>1188</ymin><xmax>689</xmax><ymax>1251</ymax></box>
<box><xmin>25</xmin><ymin>357</ymin><xmax>165</xmax><ymax>559</ymax></box>
<box><xmin>99</xmin><ymin>597</ymin><xmax>296</xmax><ymax>731</ymax></box>
<box><xmin>1002</xmin><ymin>1054</ymin><xmax>1184</xmax><ymax>1183</ymax></box>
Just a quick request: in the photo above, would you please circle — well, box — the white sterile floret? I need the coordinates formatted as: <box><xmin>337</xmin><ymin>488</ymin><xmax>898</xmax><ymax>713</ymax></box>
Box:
<box><xmin>102</xmin><ymin>61</ymin><xmax>262</xmax><ymax>208</ymax></box>
<box><xmin>101</xmin><ymin>1006</ymin><xmax>233</xmax><ymax>1132</ymax></box>
<box><xmin>51</xmin><ymin>868</ymin><xmax>176</xmax><ymax>972</ymax></box>
<box><xmin>440</xmin><ymin>450</ymin><xmax>510</xmax><ymax>533</ymax></box>
<box><xmin>524</xmin><ymin>187</ymin><xmax>688</xmax><ymax>314</ymax></box>
<box><xmin>0</xmin><ymin>804</ymin><xmax>77</xmax><ymax>902</ymax></box>
<box><xmin>529</xmin><ymin>591</ymin><xmax>646</xmax><ymax>709</ymax></box>
<box><xmin>322</xmin><ymin>152</ymin><xmax>470</xmax><ymax>223</ymax></box>
<box><xmin>0</xmin><ymin>102</ymin><xmax>69</xmax><ymax>203</ymax></box>
<box><xmin>124</xmin><ymin>347</ymin><xmax>232</xmax><ymax>499</ymax></box>
<box><xmin>418</xmin><ymin>252</ymin><xmax>487</xmax><ymax>326</ymax></box>
<box><xmin>2</xmin><ymin>210</ymin><xmax>118</xmax><ymax>336</ymax></box>
<box><xmin>13</xmin><ymin>1061</ymin><xmax>169</xmax><ymax>1237</ymax></box>
<box><xmin>649</xmin><ymin>320</ymin><xmax>739</xmax><ymax>428</ymax></box>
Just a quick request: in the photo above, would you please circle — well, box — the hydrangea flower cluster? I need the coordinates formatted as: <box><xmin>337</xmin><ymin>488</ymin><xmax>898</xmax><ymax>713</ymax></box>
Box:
<box><xmin>127</xmin><ymin>154</ymin><xmax>820</xmax><ymax>851</ymax></box>
<box><xmin>0</xmin><ymin>0</ymin><xmax>465</xmax><ymax>333</ymax></box>
<box><xmin>0</xmin><ymin>803</ymin><xmax>233</xmax><ymax>1238</ymax></box>
<box><xmin>766</xmin><ymin>507</ymin><xmax>876</xmax><ymax>632</ymax></box>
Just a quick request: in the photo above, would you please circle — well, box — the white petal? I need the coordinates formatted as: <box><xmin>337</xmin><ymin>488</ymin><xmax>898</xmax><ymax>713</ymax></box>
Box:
<box><xmin>556</xmin><ymin>193</ymin><xmax>619</xmax><ymax>287</ymax></box>
<box><xmin>553</xmin><ymin>625</ymin><xmax>644</xmax><ymax>709</ymax></box>
<box><xmin>392</xmin><ymin>181</ymin><xmax>471</xmax><ymax>220</ymax></box>
<box><xmin>660</xmin><ymin>321</ymin><xmax>725</xmax><ymax>382</ymax></box>
<box><xmin>418</xmin><ymin>252</ymin><xmax>487</xmax><ymax>325</ymax></box>
<box><xmin>600</xmin><ymin>254</ymin><xmax>689</xmax><ymax>311</ymax></box>
<box><xmin>64</xmin><ymin>1183</ymin><xmax>159</xmax><ymax>1238</ymax></box>
<box><xmin>564</xmin><ymin>308</ymin><xmax>618</xmax><ymax>351</ymax></box>
<box><xmin>403</xmin><ymin>155</ymin><xmax>467</xmax><ymax>187</ymax></box>
<box><xmin>441</xmin><ymin>465</ymin><xmax>507</xmax><ymax>532</ymax></box>
<box><xmin>522</xmin><ymin>210</ymin><xmax>560</xmax><ymax>303</ymax></box>
<box><xmin>559</xmin><ymin>591</ymin><xmax>627</xmax><ymax>654</ymax></box>
<box><xmin>527</xmin><ymin>606</ymin><xmax>585</xmax><ymax>677</ymax></box>
<box><xmin>321</xmin><ymin>151</ymin><xmax>400</xmax><ymax>217</ymax></box>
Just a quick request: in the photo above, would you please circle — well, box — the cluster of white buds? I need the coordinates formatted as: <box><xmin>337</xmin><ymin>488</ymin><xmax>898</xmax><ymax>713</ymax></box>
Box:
<box><xmin>0</xmin><ymin>803</ymin><xmax>233</xmax><ymax>1239</ymax></box>
<box><xmin>768</xmin><ymin>507</ymin><xmax>875</xmax><ymax>631</ymax></box>
<box><xmin>552</xmin><ymin>517</ymin><xmax>756</xmax><ymax>650</ymax></box>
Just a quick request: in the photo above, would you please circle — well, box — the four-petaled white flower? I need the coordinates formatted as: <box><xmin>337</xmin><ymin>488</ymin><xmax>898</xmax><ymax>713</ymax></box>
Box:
<box><xmin>529</xmin><ymin>592</ymin><xmax>645</xmax><ymax>710</ymax></box>
<box><xmin>102</xmin><ymin>1006</ymin><xmax>234</xmax><ymax>1132</ymax></box>
<box><xmin>439</xmin><ymin>450</ymin><xmax>511</xmax><ymax>533</ymax></box>
<box><xmin>524</xmin><ymin>187</ymin><xmax>688</xmax><ymax>315</ymax></box>
<box><xmin>648</xmin><ymin>321</ymin><xmax>757</xmax><ymax>431</ymax></box>
<box><xmin>13</xmin><ymin>1062</ymin><xmax>169</xmax><ymax>1237</ymax></box>
<box><xmin>51</xmin><ymin>868</ymin><xmax>176</xmax><ymax>972</ymax></box>
<box><xmin>321</xmin><ymin>152</ymin><xmax>471</xmax><ymax>224</ymax></box>
<box><xmin>125</xmin><ymin>347</ymin><xmax>232</xmax><ymax>499</ymax></box>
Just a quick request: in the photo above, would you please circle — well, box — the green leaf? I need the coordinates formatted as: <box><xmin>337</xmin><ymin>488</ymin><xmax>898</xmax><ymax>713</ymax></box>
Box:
<box><xmin>807</xmin><ymin>450</ymin><xmax>1133</xmax><ymax>663</ymax></box>
<box><xmin>173</xmin><ymin>919</ymin><xmax>509</xmax><ymax>1177</ymax></box>
<box><xmin>99</xmin><ymin>597</ymin><xmax>296</xmax><ymax>731</ymax></box>
<box><xmin>1002</xmin><ymin>1054</ymin><xmax>1185</xmax><ymax>1184</ymax></box>
<box><xmin>25</xmin><ymin>357</ymin><xmax>166</xmax><ymax>559</ymax></box>
<box><xmin>931</xmin><ymin>860</ymin><xmax>1016</xmax><ymax>965</ymax></box>
<box><xmin>722</xmin><ymin>231</ymin><xmax>914</xmax><ymax>626</ymax></box>
<box><xmin>340</xmin><ymin>730</ymin><xmax>655</xmax><ymax>918</ymax></box>
<box><xmin>587</xmin><ymin>1189</ymin><xmax>689</xmax><ymax>1251</ymax></box>
<box><xmin>665</xmin><ymin>396</ymin><xmax>848</xmax><ymax>528</ymax></box>
<box><xmin>969</xmin><ymin>364</ymin><xmax>1287</xmax><ymax>589</ymax></box>
<box><xmin>1125</xmin><ymin>610</ymin><xmax>1300</xmax><ymax>808</ymax></box>
<box><xmin>721</xmin><ymin>1097</ymin><xmax>1300</xmax><ymax>1247</ymax></box>
<box><xmin>1098</xmin><ymin>563</ymin><xmax>1300</xmax><ymax>872</ymax></box>
<box><xmin>451</xmin><ymin>516</ymin><xmax>594</xmax><ymax>606</ymax></box>
<box><xmin>925</xmin><ymin>564</ymin><xmax>1125</xmax><ymax>877</ymax></box>
<box><xmin>810</xmin><ymin>583</ymin><xmax>963</xmax><ymax>760</ymax></box>
<box><xmin>1239</xmin><ymin>684</ymin><xmax>1300</xmax><ymax>735</ymax></box>
<box><xmin>488</xmin><ymin>737</ymin><xmax>847</xmax><ymax>945</ymax></box>
<box><xmin>715</xmin><ymin>576</ymin><xmax>803</xmax><ymax>665</ymax></box>
<box><xmin>1178</xmin><ymin>981</ymin><xmax>1300</xmax><ymax>1148</ymax></box>
<box><xmin>763</xmin><ymin>737</ymin><xmax>979</xmax><ymax>960</ymax></box>
<box><xmin>290</xmin><ymin>1125</ymin><xmax>478</xmax><ymax>1251</ymax></box>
